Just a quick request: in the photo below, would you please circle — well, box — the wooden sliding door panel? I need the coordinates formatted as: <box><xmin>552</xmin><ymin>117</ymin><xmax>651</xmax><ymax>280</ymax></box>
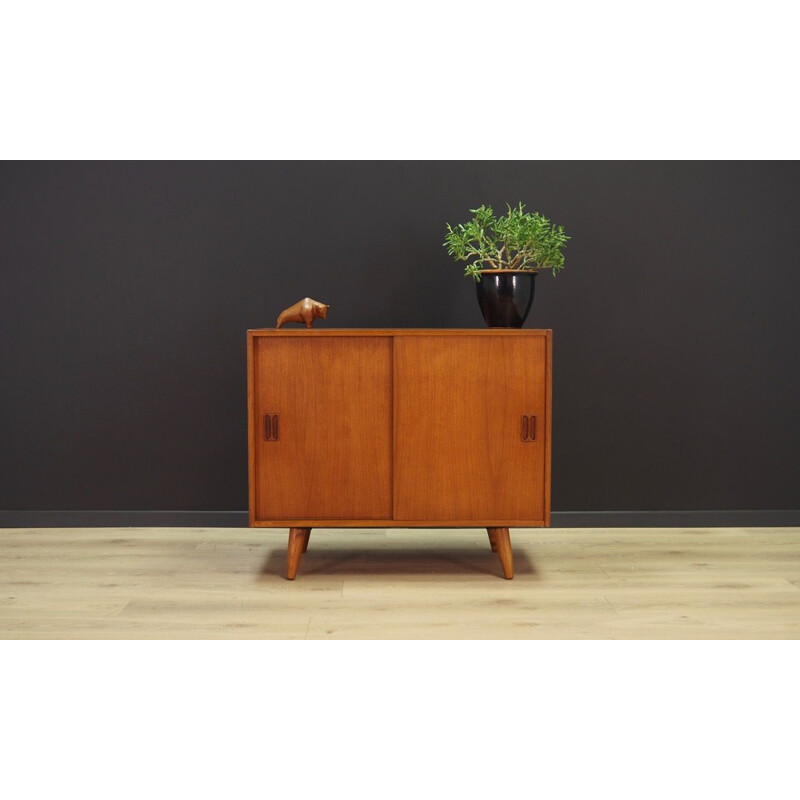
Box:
<box><xmin>394</xmin><ymin>335</ymin><xmax>547</xmax><ymax>521</ymax></box>
<box><xmin>252</xmin><ymin>336</ymin><xmax>392</xmax><ymax>520</ymax></box>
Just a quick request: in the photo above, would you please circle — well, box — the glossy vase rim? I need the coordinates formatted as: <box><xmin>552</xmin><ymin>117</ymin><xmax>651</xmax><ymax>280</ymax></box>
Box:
<box><xmin>477</xmin><ymin>269</ymin><xmax>539</xmax><ymax>274</ymax></box>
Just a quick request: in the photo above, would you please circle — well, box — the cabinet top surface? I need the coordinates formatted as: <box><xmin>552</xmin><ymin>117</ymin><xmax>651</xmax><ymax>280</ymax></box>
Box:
<box><xmin>249</xmin><ymin>328</ymin><xmax>551</xmax><ymax>336</ymax></box>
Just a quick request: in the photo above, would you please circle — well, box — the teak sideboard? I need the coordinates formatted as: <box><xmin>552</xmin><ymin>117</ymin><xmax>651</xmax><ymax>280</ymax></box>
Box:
<box><xmin>247</xmin><ymin>329</ymin><xmax>552</xmax><ymax>579</ymax></box>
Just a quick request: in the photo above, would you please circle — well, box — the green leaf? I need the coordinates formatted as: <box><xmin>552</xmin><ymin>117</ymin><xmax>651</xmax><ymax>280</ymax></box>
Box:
<box><xmin>443</xmin><ymin>203</ymin><xmax>570</xmax><ymax>278</ymax></box>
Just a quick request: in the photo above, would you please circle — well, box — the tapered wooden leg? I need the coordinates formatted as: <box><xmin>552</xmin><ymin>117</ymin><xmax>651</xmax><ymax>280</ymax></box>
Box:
<box><xmin>489</xmin><ymin>527</ymin><xmax>514</xmax><ymax>579</ymax></box>
<box><xmin>487</xmin><ymin>529</ymin><xmax>498</xmax><ymax>552</ymax></box>
<box><xmin>302</xmin><ymin>530</ymin><xmax>311</xmax><ymax>553</ymax></box>
<box><xmin>287</xmin><ymin>527</ymin><xmax>311</xmax><ymax>580</ymax></box>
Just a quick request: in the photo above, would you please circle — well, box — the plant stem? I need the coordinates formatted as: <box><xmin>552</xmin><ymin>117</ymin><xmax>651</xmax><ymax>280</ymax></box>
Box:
<box><xmin>498</xmin><ymin>245</ymin><xmax>508</xmax><ymax>268</ymax></box>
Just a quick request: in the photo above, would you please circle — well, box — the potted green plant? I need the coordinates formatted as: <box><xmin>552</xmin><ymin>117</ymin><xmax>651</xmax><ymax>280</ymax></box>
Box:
<box><xmin>444</xmin><ymin>203</ymin><xmax>570</xmax><ymax>327</ymax></box>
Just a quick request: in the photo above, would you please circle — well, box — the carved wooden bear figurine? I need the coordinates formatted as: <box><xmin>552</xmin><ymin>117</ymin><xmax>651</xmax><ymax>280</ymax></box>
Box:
<box><xmin>276</xmin><ymin>297</ymin><xmax>330</xmax><ymax>329</ymax></box>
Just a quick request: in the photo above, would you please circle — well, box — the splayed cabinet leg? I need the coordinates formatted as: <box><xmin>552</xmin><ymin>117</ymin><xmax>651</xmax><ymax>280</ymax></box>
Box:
<box><xmin>287</xmin><ymin>527</ymin><xmax>311</xmax><ymax>580</ymax></box>
<box><xmin>488</xmin><ymin>527</ymin><xmax>514</xmax><ymax>579</ymax></box>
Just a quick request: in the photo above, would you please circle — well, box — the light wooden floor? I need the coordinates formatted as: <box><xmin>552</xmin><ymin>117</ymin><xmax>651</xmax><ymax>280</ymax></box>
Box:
<box><xmin>1</xmin><ymin>526</ymin><xmax>799</xmax><ymax>639</ymax></box>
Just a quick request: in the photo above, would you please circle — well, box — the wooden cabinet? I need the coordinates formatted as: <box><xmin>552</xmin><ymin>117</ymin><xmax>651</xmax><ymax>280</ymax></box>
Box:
<box><xmin>248</xmin><ymin>329</ymin><xmax>552</xmax><ymax>579</ymax></box>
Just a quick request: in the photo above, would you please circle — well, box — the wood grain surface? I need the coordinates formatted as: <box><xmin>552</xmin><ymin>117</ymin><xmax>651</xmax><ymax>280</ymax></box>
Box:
<box><xmin>249</xmin><ymin>330</ymin><xmax>552</xmax><ymax>529</ymax></box>
<box><xmin>287</xmin><ymin>528</ymin><xmax>311</xmax><ymax>579</ymax></box>
<box><xmin>393</xmin><ymin>335</ymin><xmax>548</xmax><ymax>522</ymax></box>
<box><xmin>251</xmin><ymin>336</ymin><xmax>393</xmax><ymax>521</ymax></box>
<box><xmin>489</xmin><ymin>527</ymin><xmax>514</xmax><ymax>579</ymax></box>
<box><xmin>249</xmin><ymin>329</ymin><xmax>551</xmax><ymax>337</ymax></box>
<box><xmin>2</xmin><ymin>527</ymin><xmax>799</xmax><ymax>639</ymax></box>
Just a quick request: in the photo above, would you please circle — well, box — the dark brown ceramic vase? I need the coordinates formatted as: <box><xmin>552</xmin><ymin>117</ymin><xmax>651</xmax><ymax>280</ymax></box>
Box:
<box><xmin>475</xmin><ymin>269</ymin><xmax>536</xmax><ymax>328</ymax></box>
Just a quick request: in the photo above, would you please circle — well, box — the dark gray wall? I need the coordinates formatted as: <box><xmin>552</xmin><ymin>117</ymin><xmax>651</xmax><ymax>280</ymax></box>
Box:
<box><xmin>1</xmin><ymin>162</ymin><xmax>799</xmax><ymax>521</ymax></box>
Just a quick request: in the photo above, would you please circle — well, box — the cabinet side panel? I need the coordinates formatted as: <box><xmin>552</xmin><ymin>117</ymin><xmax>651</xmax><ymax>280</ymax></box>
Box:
<box><xmin>394</xmin><ymin>335</ymin><xmax>547</xmax><ymax>522</ymax></box>
<box><xmin>253</xmin><ymin>337</ymin><xmax>393</xmax><ymax>520</ymax></box>
<box><xmin>247</xmin><ymin>331</ymin><xmax>256</xmax><ymax>526</ymax></box>
<box><xmin>544</xmin><ymin>329</ymin><xmax>553</xmax><ymax>526</ymax></box>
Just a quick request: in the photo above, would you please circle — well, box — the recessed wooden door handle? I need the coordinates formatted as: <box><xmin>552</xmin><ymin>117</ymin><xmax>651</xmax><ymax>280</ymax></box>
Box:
<box><xmin>521</xmin><ymin>414</ymin><xmax>536</xmax><ymax>442</ymax></box>
<box><xmin>264</xmin><ymin>414</ymin><xmax>279</xmax><ymax>441</ymax></box>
